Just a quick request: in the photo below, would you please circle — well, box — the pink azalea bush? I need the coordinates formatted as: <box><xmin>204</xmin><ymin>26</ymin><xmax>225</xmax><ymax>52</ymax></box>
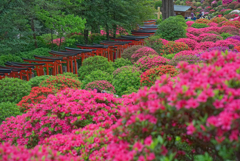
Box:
<box><xmin>186</xmin><ymin>21</ymin><xmax>195</xmax><ymax>27</ymax></box>
<box><xmin>200</xmin><ymin>26</ymin><xmax>222</xmax><ymax>33</ymax></box>
<box><xmin>186</xmin><ymin>33</ymin><xmax>199</xmax><ymax>41</ymax></box>
<box><xmin>0</xmin><ymin>89</ymin><xmax>121</xmax><ymax>148</ymax></box>
<box><xmin>174</xmin><ymin>50</ymin><xmax>203</xmax><ymax>58</ymax></box>
<box><xmin>209</xmin><ymin>9</ymin><xmax>215</xmax><ymax>13</ymax></box>
<box><xmin>226</xmin><ymin>38</ymin><xmax>240</xmax><ymax>46</ymax></box>
<box><xmin>175</xmin><ymin>38</ymin><xmax>198</xmax><ymax>50</ymax></box>
<box><xmin>211</xmin><ymin>39</ymin><xmax>240</xmax><ymax>48</ymax></box>
<box><xmin>220</xmin><ymin>26</ymin><xmax>240</xmax><ymax>35</ymax></box>
<box><xmin>159</xmin><ymin>38</ymin><xmax>169</xmax><ymax>45</ymax></box>
<box><xmin>207</xmin><ymin>22</ymin><xmax>218</xmax><ymax>27</ymax></box>
<box><xmin>85</xmin><ymin>80</ymin><xmax>116</xmax><ymax>93</ymax></box>
<box><xmin>52</xmin><ymin>37</ymin><xmax>65</xmax><ymax>46</ymax></box>
<box><xmin>42</xmin><ymin>122</ymin><xmax>114</xmax><ymax>159</ymax></box>
<box><xmin>222</xmin><ymin>0</ymin><xmax>233</xmax><ymax>4</ymax></box>
<box><xmin>194</xmin><ymin>41</ymin><xmax>215</xmax><ymax>50</ymax></box>
<box><xmin>131</xmin><ymin>47</ymin><xmax>158</xmax><ymax>63</ymax></box>
<box><xmin>187</xmin><ymin>27</ymin><xmax>203</xmax><ymax>36</ymax></box>
<box><xmin>201</xmin><ymin>34</ymin><xmax>223</xmax><ymax>43</ymax></box>
<box><xmin>135</xmin><ymin>55</ymin><xmax>170</xmax><ymax>72</ymax></box>
<box><xmin>197</xmin><ymin>33</ymin><xmax>217</xmax><ymax>42</ymax></box>
<box><xmin>0</xmin><ymin>143</ymin><xmax>80</xmax><ymax>160</ymax></box>
<box><xmin>92</xmin><ymin>50</ymin><xmax>240</xmax><ymax>160</ymax></box>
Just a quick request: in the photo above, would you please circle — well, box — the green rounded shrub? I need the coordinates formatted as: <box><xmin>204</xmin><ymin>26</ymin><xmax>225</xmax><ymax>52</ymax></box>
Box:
<box><xmin>122</xmin><ymin>45</ymin><xmax>143</xmax><ymax>60</ymax></box>
<box><xmin>78</xmin><ymin>56</ymin><xmax>114</xmax><ymax>80</ymax></box>
<box><xmin>156</xmin><ymin>18</ymin><xmax>162</xmax><ymax>25</ymax></box>
<box><xmin>113</xmin><ymin>69</ymin><xmax>141</xmax><ymax>96</ymax></box>
<box><xmin>223</xmin><ymin>10</ymin><xmax>233</xmax><ymax>15</ymax></box>
<box><xmin>175</xmin><ymin>15</ymin><xmax>188</xmax><ymax>29</ymax></box>
<box><xmin>0</xmin><ymin>102</ymin><xmax>21</xmax><ymax>123</ymax></box>
<box><xmin>57</xmin><ymin>72</ymin><xmax>79</xmax><ymax>80</ymax></box>
<box><xmin>155</xmin><ymin>16</ymin><xmax>187</xmax><ymax>41</ymax></box>
<box><xmin>220</xmin><ymin>32</ymin><xmax>233</xmax><ymax>40</ymax></box>
<box><xmin>217</xmin><ymin>1</ymin><xmax>222</xmax><ymax>6</ymax></box>
<box><xmin>0</xmin><ymin>77</ymin><xmax>31</xmax><ymax>104</ymax></box>
<box><xmin>162</xmin><ymin>54</ymin><xmax>175</xmax><ymax>60</ymax></box>
<box><xmin>28</xmin><ymin>75</ymin><xmax>51</xmax><ymax>88</ymax></box>
<box><xmin>82</xmin><ymin>70</ymin><xmax>113</xmax><ymax>88</ymax></box>
<box><xmin>113</xmin><ymin>66</ymin><xmax>142</xmax><ymax>77</ymax></box>
<box><xmin>196</xmin><ymin>2</ymin><xmax>201</xmax><ymax>6</ymax></box>
<box><xmin>191</xmin><ymin>23</ymin><xmax>209</xmax><ymax>29</ymax></box>
<box><xmin>113</xmin><ymin>58</ymin><xmax>132</xmax><ymax>69</ymax></box>
<box><xmin>144</xmin><ymin>36</ymin><xmax>164</xmax><ymax>54</ymax></box>
<box><xmin>122</xmin><ymin>87</ymin><xmax>138</xmax><ymax>95</ymax></box>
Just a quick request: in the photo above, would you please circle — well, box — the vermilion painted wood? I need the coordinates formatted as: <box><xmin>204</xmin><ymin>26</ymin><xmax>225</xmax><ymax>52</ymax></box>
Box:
<box><xmin>33</xmin><ymin>56</ymin><xmax>64</xmax><ymax>75</ymax></box>
<box><xmin>4</xmin><ymin>63</ymin><xmax>37</xmax><ymax>80</ymax></box>
<box><xmin>64</xmin><ymin>48</ymin><xmax>96</xmax><ymax>62</ymax></box>
<box><xmin>0</xmin><ymin>66</ymin><xmax>30</xmax><ymax>80</ymax></box>
<box><xmin>23</xmin><ymin>59</ymin><xmax>57</xmax><ymax>76</ymax></box>
<box><xmin>76</xmin><ymin>45</ymin><xmax>115</xmax><ymax>61</ymax></box>
<box><xmin>48</xmin><ymin>52</ymin><xmax>79</xmax><ymax>74</ymax></box>
<box><xmin>7</xmin><ymin>62</ymin><xmax>45</xmax><ymax>77</ymax></box>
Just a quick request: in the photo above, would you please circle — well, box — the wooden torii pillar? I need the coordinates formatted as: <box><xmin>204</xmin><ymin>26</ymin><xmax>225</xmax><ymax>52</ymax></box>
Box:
<box><xmin>162</xmin><ymin>0</ymin><xmax>174</xmax><ymax>20</ymax></box>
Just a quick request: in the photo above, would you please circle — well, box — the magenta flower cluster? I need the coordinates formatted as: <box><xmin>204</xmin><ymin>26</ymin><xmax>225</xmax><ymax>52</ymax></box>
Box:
<box><xmin>222</xmin><ymin>0</ymin><xmax>233</xmax><ymax>4</ymax></box>
<box><xmin>85</xmin><ymin>80</ymin><xmax>116</xmax><ymax>93</ymax></box>
<box><xmin>186</xmin><ymin>21</ymin><xmax>195</xmax><ymax>27</ymax></box>
<box><xmin>135</xmin><ymin>55</ymin><xmax>170</xmax><ymax>72</ymax></box>
<box><xmin>174</xmin><ymin>50</ymin><xmax>203</xmax><ymax>58</ymax></box>
<box><xmin>98</xmin><ymin>50</ymin><xmax>240</xmax><ymax>160</ymax></box>
<box><xmin>131</xmin><ymin>47</ymin><xmax>158</xmax><ymax>62</ymax></box>
<box><xmin>211</xmin><ymin>39</ymin><xmax>240</xmax><ymax>48</ymax></box>
<box><xmin>175</xmin><ymin>38</ymin><xmax>197</xmax><ymax>50</ymax></box>
<box><xmin>207</xmin><ymin>22</ymin><xmax>218</xmax><ymax>27</ymax></box>
<box><xmin>184</xmin><ymin>24</ymin><xmax>240</xmax><ymax>50</ymax></box>
<box><xmin>42</xmin><ymin>121</ymin><xmax>114</xmax><ymax>159</ymax></box>
<box><xmin>197</xmin><ymin>33</ymin><xmax>217</xmax><ymax>42</ymax></box>
<box><xmin>194</xmin><ymin>41</ymin><xmax>215</xmax><ymax>50</ymax></box>
<box><xmin>159</xmin><ymin>38</ymin><xmax>169</xmax><ymax>45</ymax></box>
<box><xmin>0</xmin><ymin>143</ymin><xmax>80</xmax><ymax>160</ymax></box>
<box><xmin>0</xmin><ymin>89</ymin><xmax>121</xmax><ymax>148</ymax></box>
<box><xmin>186</xmin><ymin>33</ymin><xmax>199</xmax><ymax>41</ymax></box>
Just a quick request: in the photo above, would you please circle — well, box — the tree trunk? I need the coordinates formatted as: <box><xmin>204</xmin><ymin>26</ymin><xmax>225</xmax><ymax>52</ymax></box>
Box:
<box><xmin>51</xmin><ymin>29</ymin><xmax>53</xmax><ymax>50</ymax></box>
<box><xmin>31</xmin><ymin>18</ymin><xmax>38</xmax><ymax>48</ymax></box>
<box><xmin>162</xmin><ymin>0</ymin><xmax>174</xmax><ymax>20</ymax></box>
<box><xmin>113</xmin><ymin>24</ymin><xmax>117</xmax><ymax>38</ymax></box>
<box><xmin>84</xmin><ymin>29</ymin><xmax>89</xmax><ymax>44</ymax></box>
<box><xmin>106</xmin><ymin>24</ymin><xmax>109</xmax><ymax>40</ymax></box>
<box><xmin>113</xmin><ymin>11</ymin><xmax>117</xmax><ymax>38</ymax></box>
<box><xmin>92</xmin><ymin>24</ymin><xmax>100</xmax><ymax>33</ymax></box>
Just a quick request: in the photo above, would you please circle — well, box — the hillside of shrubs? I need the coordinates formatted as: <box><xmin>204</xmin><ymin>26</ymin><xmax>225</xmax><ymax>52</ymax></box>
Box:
<box><xmin>2</xmin><ymin>6</ymin><xmax>240</xmax><ymax>161</ymax></box>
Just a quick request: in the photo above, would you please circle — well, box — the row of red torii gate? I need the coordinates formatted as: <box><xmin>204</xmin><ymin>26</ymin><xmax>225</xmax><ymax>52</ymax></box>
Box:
<box><xmin>0</xmin><ymin>20</ymin><xmax>157</xmax><ymax>81</ymax></box>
